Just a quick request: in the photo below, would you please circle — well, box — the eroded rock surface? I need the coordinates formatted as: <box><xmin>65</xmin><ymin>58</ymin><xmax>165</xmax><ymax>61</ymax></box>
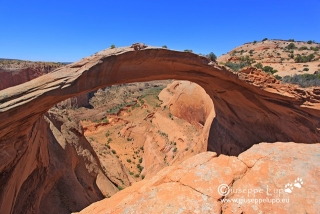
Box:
<box><xmin>77</xmin><ymin>142</ymin><xmax>320</xmax><ymax>214</ymax></box>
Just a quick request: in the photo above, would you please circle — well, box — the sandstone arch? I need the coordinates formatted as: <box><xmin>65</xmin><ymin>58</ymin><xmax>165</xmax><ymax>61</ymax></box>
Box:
<box><xmin>0</xmin><ymin>46</ymin><xmax>320</xmax><ymax>213</ymax></box>
<box><xmin>1</xmin><ymin>47</ymin><xmax>319</xmax><ymax>149</ymax></box>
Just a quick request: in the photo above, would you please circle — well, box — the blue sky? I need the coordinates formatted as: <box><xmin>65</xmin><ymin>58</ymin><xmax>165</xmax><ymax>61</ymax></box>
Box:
<box><xmin>1</xmin><ymin>0</ymin><xmax>319</xmax><ymax>62</ymax></box>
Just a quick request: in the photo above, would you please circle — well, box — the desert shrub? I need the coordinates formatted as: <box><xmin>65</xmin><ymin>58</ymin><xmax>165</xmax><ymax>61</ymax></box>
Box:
<box><xmin>139</xmin><ymin>158</ymin><xmax>143</xmax><ymax>163</ymax></box>
<box><xmin>253</xmin><ymin>40</ymin><xmax>257</xmax><ymax>44</ymax></box>
<box><xmin>282</xmin><ymin>74</ymin><xmax>320</xmax><ymax>87</ymax></box>
<box><xmin>225</xmin><ymin>62</ymin><xmax>249</xmax><ymax>71</ymax></box>
<box><xmin>173</xmin><ymin>147</ymin><xmax>177</xmax><ymax>152</ymax></box>
<box><xmin>206</xmin><ymin>52</ymin><xmax>217</xmax><ymax>61</ymax></box>
<box><xmin>110</xmin><ymin>44</ymin><xmax>116</xmax><ymax>49</ymax></box>
<box><xmin>299</xmin><ymin>46</ymin><xmax>309</xmax><ymax>51</ymax></box>
<box><xmin>107</xmin><ymin>138</ymin><xmax>112</xmax><ymax>143</ymax></box>
<box><xmin>162</xmin><ymin>45</ymin><xmax>167</xmax><ymax>48</ymax></box>
<box><xmin>129</xmin><ymin>171</ymin><xmax>134</xmax><ymax>175</ymax></box>
<box><xmin>254</xmin><ymin>63</ymin><xmax>263</xmax><ymax>69</ymax></box>
<box><xmin>105</xmin><ymin>131</ymin><xmax>110</xmax><ymax>137</ymax></box>
<box><xmin>262</xmin><ymin>38</ymin><xmax>268</xmax><ymax>41</ymax></box>
<box><xmin>303</xmin><ymin>68</ymin><xmax>309</xmax><ymax>71</ymax></box>
<box><xmin>184</xmin><ymin>49</ymin><xmax>193</xmax><ymax>53</ymax></box>
<box><xmin>262</xmin><ymin>66</ymin><xmax>278</xmax><ymax>74</ymax></box>
<box><xmin>288</xmin><ymin>53</ymin><xmax>294</xmax><ymax>59</ymax></box>
<box><xmin>240</xmin><ymin>55</ymin><xmax>255</xmax><ymax>64</ymax></box>
<box><xmin>307</xmin><ymin>40</ymin><xmax>313</xmax><ymax>44</ymax></box>
<box><xmin>310</xmin><ymin>46</ymin><xmax>320</xmax><ymax>51</ymax></box>
<box><xmin>294</xmin><ymin>54</ymin><xmax>315</xmax><ymax>63</ymax></box>
<box><xmin>286</xmin><ymin>43</ymin><xmax>296</xmax><ymax>50</ymax></box>
<box><xmin>288</xmin><ymin>39</ymin><xmax>295</xmax><ymax>42</ymax></box>
<box><xmin>141</xmin><ymin>175</ymin><xmax>145</xmax><ymax>179</ymax></box>
<box><xmin>135</xmin><ymin>174</ymin><xmax>139</xmax><ymax>178</ymax></box>
<box><xmin>127</xmin><ymin>159</ymin><xmax>131</xmax><ymax>163</ymax></box>
<box><xmin>137</xmin><ymin>164</ymin><xmax>144</xmax><ymax>172</ymax></box>
<box><xmin>274</xmin><ymin>75</ymin><xmax>282</xmax><ymax>80</ymax></box>
<box><xmin>112</xmin><ymin>150</ymin><xmax>116</xmax><ymax>154</ymax></box>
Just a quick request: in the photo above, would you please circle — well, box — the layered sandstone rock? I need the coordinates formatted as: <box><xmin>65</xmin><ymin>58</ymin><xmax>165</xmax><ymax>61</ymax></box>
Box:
<box><xmin>77</xmin><ymin>142</ymin><xmax>320</xmax><ymax>214</ymax></box>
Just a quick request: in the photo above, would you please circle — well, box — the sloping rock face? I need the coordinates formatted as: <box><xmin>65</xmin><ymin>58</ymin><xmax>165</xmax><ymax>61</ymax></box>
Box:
<box><xmin>0</xmin><ymin>47</ymin><xmax>320</xmax><ymax>213</ymax></box>
<box><xmin>77</xmin><ymin>142</ymin><xmax>320</xmax><ymax>214</ymax></box>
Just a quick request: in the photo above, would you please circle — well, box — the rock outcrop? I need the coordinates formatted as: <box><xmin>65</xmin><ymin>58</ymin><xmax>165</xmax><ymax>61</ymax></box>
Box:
<box><xmin>0</xmin><ymin>46</ymin><xmax>320</xmax><ymax>213</ymax></box>
<box><xmin>76</xmin><ymin>142</ymin><xmax>320</xmax><ymax>214</ymax></box>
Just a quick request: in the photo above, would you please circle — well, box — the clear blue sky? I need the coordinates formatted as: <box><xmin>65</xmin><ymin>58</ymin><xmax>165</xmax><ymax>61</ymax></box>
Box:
<box><xmin>1</xmin><ymin>0</ymin><xmax>319</xmax><ymax>62</ymax></box>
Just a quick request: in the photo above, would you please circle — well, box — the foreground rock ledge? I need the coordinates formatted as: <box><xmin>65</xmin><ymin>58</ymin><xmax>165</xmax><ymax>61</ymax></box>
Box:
<box><xmin>76</xmin><ymin>142</ymin><xmax>320</xmax><ymax>214</ymax></box>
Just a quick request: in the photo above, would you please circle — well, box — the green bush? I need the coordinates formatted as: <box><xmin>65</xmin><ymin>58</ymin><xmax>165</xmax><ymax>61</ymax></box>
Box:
<box><xmin>112</xmin><ymin>150</ymin><xmax>116</xmax><ymax>154</ymax></box>
<box><xmin>294</xmin><ymin>54</ymin><xmax>315</xmax><ymax>63</ymax></box>
<box><xmin>262</xmin><ymin>66</ymin><xmax>278</xmax><ymax>74</ymax></box>
<box><xmin>137</xmin><ymin>164</ymin><xmax>144</xmax><ymax>172</ymax></box>
<box><xmin>274</xmin><ymin>75</ymin><xmax>282</xmax><ymax>80</ymax></box>
<box><xmin>225</xmin><ymin>62</ymin><xmax>250</xmax><ymax>71</ymax></box>
<box><xmin>105</xmin><ymin>131</ymin><xmax>110</xmax><ymax>137</ymax></box>
<box><xmin>262</xmin><ymin>38</ymin><xmax>268</xmax><ymax>41</ymax></box>
<box><xmin>286</xmin><ymin>43</ymin><xmax>296</xmax><ymax>50</ymax></box>
<box><xmin>303</xmin><ymin>68</ymin><xmax>309</xmax><ymax>71</ymax></box>
<box><xmin>254</xmin><ymin>63</ymin><xmax>263</xmax><ymax>69</ymax></box>
<box><xmin>127</xmin><ymin>159</ymin><xmax>131</xmax><ymax>163</ymax></box>
<box><xmin>110</xmin><ymin>44</ymin><xmax>116</xmax><ymax>49</ymax></box>
<box><xmin>310</xmin><ymin>46</ymin><xmax>320</xmax><ymax>51</ymax></box>
<box><xmin>162</xmin><ymin>45</ymin><xmax>167</xmax><ymax>48</ymax></box>
<box><xmin>206</xmin><ymin>52</ymin><xmax>217</xmax><ymax>61</ymax></box>
<box><xmin>307</xmin><ymin>40</ymin><xmax>313</xmax><ymax>44</ymax></box>
<box><xmin>282</xmin><ymin>74</ymin><xmax>320</xmax><ymax>87</ymax></box>
<box><xmin>298</xmin><ymin>46</ymin><xmax>309</xmax><ymax>51</ymax></box>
